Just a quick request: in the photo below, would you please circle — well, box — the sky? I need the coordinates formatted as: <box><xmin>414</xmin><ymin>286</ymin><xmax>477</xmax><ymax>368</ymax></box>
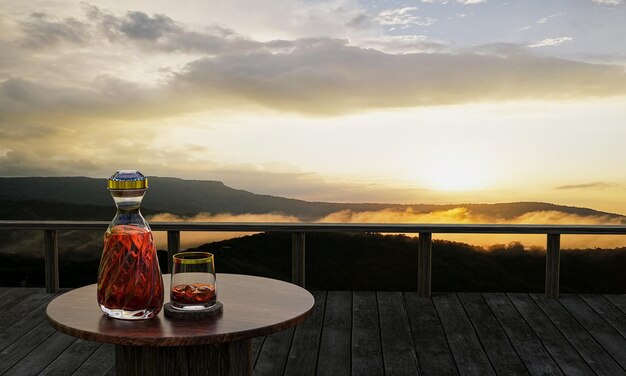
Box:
<box><xmin>1</xmin><ymin>0</ymin><xmax>625</xmax><ymax>214</ymax></box>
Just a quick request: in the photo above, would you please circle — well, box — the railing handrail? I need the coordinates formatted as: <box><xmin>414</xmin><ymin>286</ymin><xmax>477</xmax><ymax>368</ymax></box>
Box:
<box><xmin>2</xmin><ymin>220</ymin><xmax>625</xmax><ymax>298</ymax></box>
<box><xmin>1</xmin><ymin>220</ymin><xmax>625</xmax><ymax>234</ymax></box>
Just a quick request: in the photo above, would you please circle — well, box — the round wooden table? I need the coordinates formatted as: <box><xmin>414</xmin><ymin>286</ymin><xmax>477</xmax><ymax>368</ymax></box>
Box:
<box><xmin>46</xmin><ymin>274</ymin><xmax>314</xmax><ymax>376</ymax></box>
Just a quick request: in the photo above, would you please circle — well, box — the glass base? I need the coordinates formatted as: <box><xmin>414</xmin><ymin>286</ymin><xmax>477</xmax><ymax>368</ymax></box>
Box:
<box><xmin>170</xmin><ymin>301</ymin><xmax>216</xmax><ymax>311</ymax></box>
<box><xmin>100</xmin><ymin>305</ymin><xmax>159</xmax><ymax>320</ymax></box>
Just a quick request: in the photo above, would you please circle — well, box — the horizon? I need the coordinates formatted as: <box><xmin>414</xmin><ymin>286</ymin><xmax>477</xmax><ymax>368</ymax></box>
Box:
<box><xmin>1</xmin><ymin>1</ymin><xmax>625</xmax><ymax>214</ymax></box>
<box><xmin>3</xmin><ymin>174</ymin><xmax>626</xmax><ymax>216</ymax></box>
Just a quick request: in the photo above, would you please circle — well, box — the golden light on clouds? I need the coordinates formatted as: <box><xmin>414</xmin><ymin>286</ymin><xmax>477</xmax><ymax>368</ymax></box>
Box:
<box><xmin>146</xmin><ymin>208</ymin><xmax>626</xmax><ymax>250</ymax></box>
<box><xmin>1</xmin><ymin>1</ymin><xmax>626</xmax><ymax>216</ymax></box>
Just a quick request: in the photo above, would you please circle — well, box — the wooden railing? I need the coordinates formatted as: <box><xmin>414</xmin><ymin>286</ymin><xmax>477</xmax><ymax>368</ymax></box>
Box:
<box><xmin>1</xmin><ymin>221</ymin><xmax>625</xmax><ymax>299</ymax></box>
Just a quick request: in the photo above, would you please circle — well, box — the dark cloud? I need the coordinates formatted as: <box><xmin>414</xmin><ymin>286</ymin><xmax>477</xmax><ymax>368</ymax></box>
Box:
<box><xmin>18</xmin><ymin>12</ymin><xmax>91</xmax><ymax>48</ymax></box>
<box><xmin>174</xmin><ymin>39</ymin><xmax>626</xmax><ymax>114</ymax></box>
<box><xmin>82</xmin><ymin>4</ymin><xmax>262</xmax><ymax>54</ymax></box>
<box><xmin>554</xmin><ymin>182</ymin><xmax>619</xmax><ymax>190</ymax></box>
<box><xmin>118</xmin><ymin>11</ymin><xmax>181</xmax><ymax>40</ymax></box>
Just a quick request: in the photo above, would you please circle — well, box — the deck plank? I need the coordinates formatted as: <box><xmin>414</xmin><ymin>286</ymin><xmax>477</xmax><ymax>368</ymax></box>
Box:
<box><xmin>605</xmin><ymin>294</ymin><xmax>626</xmax><ymax>315</ymax></box>
<box><xmin>3</xmin><ymin>331</ymin><xmax>75</xmax><ymax>375</ymax></box>
<box><xmin>458</xmin><ymin>293</ymin><xmax>529</xmax><ymax>375</ymax></box>
<box><xmin>0</xmin><ymin>320</ymin><xmax>57</xmax><ymax>374</ymax></box>
<box><xmin>531</xmin><ymin>294</ymin><xmax>626</xmax><ymax>375</ymax></box>
<box><xmin>0</xmin><ymin>289</ymin><xmax>624</xmax><ymax>376</ymax></box>
<box><xmin>482</xmin><ymin>293</ymin><xmax>562</xmax><ymax>376</ymax></box>
<box><xmin>377</xmin><ymin>291</ymin><xmax>419</xmax><ymax>376</ymax></box>
<box><xmin>404</xmin><ymin>292</ymin><xmax>458</xmax><ymax>376</ymax></box>
<box><xmin>581</xmin><ymin>294</ymin><xmax>626</xmax><ymax>340</ymax></box>
<box><xmin>433</xmin><ymin>293</ymin><xmax>495</xmax><ymax>376</ymax></box>
<box><xmin>317</xmin><ymin>291</ymin><xmax>352</xmax><ymax>376</ymax></box>
<box><xmin>0</xmin><ymin>297</ymin><xmax>52</xmax><ymax>353</ymax></box>
<box><xmin>507</xmin><ymin>293</ymin><xmax>594</xmax><ymax>376</ymax></box>
<box><xmin>285</xmin><ymin>290</ymin><xmax>326</xmax><ymax>376</ymax></box>
<box><xmin>351</xmin><ymin>292</ymin><xmax>383</xmax><ymax>376</ymax></box>
<box><xmin>254</xmin><ymin>328</ymin><xmax>295</xmax><ymax>376</ymax></box>
<box><xmin>40</xmin><ymin>338</ymin><xmax>101</xmax><ymax>375</ymax></box>
<box><xmin>0</xmin><ymin>289</ymin><xmax>54</xmax><ymax>334</ymax></box>
<box><xmin>72</xmin><ymin>344</ymin><xmax>115</xmax><ymax>376</ymax></box>
<box><xmin>0</xmin><ymin>288</ymin><xmax>40</xmax><ymax>316</ymax></box>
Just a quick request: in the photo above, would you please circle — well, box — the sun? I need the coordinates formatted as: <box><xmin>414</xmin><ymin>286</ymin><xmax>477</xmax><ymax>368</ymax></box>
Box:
<box><xmin>418</xmin><ymin>157</ymin><xmax>489</xmax><ymax>191</ymax></box>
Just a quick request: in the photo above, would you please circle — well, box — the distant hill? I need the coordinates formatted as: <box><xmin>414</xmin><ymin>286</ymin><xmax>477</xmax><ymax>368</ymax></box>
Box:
<box><xmin>0</xmin><ymin>176</ymin><xmax>623</xmax><ymax>221</ymax></box>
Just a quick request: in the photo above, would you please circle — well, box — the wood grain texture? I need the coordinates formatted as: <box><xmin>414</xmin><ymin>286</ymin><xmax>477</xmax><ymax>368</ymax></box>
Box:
<box><xmin>544</xmin><ymin>234</ymin><xmax>560</xmax><ymax>299</ymax></box>
<box><xmin>0</xmin><ymin>295</ymin><xmax>53</xmax><ymax>353</ymax></box>
<box><xmin>530</xmin><ymin>293</ymin><xmax>626</xmax><ymax>375</ymax></box>
<box><xmin>418</xmin><ymin>233</ymin><xmax>432</xmax><ymax>298</ymax></box>
<box><xmin>404</xmin><ymin>292</ymin><xmax>458</xmax><ymax>376</ymax></box>
<box><xmin>39</xmin><ymin>338</ymin><xmax>101</xmax><ymax>375</ymax></box>
<box><xmin>44</xmin><ymin>229</ymin><xmax>59</xmax><ymax>293</ymax></box>
<box><xmin>284</xmin><ymin>290</ymin><xmax>326</xmax><ymax>376</ymax></box>
<box><xmin>254</xmin><ymin>328</ymin><xmax>294</xmax><ymax>376</ymax></box>
<box><xmin>251</xmin><ymin>336</ymin><xmax>265</xmax><ymax>367</ymax></box>
<box><xmin>317</xmin><ymin>291</ymin><xmax>352</xmax><ymax>376</ymax></box>
<box><xmin>291</xmin><ymin>232</ymin><xmax>305</xmax><ymax>287</ymax></box>
<box><xmin>3</xmin><ymin>330</ymin><xmax>75</xmax><ymax>375</ymax></box>
<box><xmin>605</xmin><ymin>294</ymin><xmax>626</xmax><ymax>314</ymax></box>
<box><xmin>559</xmin><ymin>294</ymin><xmax>626</xmax><ymax>370</ymax></box>
<box><xmin>581</xmin><ymin>294</ymin><xmax>626</xmax><ymax>339</ymax></box>
<box><xmin>0</xmin><ymin>320</ymin><xmax>57</xmax><ymax>374</ymax></box>
<box><xmin>115</xmin><ymin>340</ymin><xmax>251</xmax><ymax>376</ymax></box>
<box><xmin>0</xmin><ymin>288</ymin><xmax>54</xmax><ymax>333</ymax></box>
<box><xmin>351</xmin><ymin>291</ymin><xmax>383</xmax><ymax>376</ymax></box>
<box><xmin>482</xmin><ymin>293</ymin><xmax>562</xmax><ymax>376</ymax></box>
<box><xmin>72</xmin><ymin>344</ymin><xmax>115</xmax><ymax>376</ymax></box>
<box><xmin>377</xmin><ymin>292</ymin><xmax>419</xmax><ymax>376</ymax></box>
<box><xmin>457</xmin><ymin>293</ymin><xmax>529</xmax><ymax>375</ymax></box>
<box><xmin>507</xmin><ymin>293</ymin><xmax>595</xmax><ymax>376</ymax></box>
<box><xmin>46</xmin><ymin>274</ymin><xmax>314</xmax><ymax>346</ymax></box>
<box><xmin>433</xmin><ymin>293</ymin><xmax>495</xmax><ymax>376</ymax></box>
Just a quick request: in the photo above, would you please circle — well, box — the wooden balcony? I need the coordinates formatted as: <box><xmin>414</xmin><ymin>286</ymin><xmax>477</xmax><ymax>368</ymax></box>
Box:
<box><xmin>1</xmin><ymin>287</ymin><xmax>625</xmax><ymax>375</ymax></box>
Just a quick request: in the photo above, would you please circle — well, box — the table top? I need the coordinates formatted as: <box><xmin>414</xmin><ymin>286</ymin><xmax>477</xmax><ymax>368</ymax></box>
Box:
<box><xmin>46</xmin><ymin>274</ymin><xmax>314</xmax><ymax>346</ymax></box>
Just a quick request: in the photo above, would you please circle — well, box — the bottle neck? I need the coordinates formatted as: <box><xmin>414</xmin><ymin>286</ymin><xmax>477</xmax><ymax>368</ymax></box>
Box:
<box><xmin>110</xmin><ymin>189</ymin><xmax>149</xmax><ymax>229</ymax></box>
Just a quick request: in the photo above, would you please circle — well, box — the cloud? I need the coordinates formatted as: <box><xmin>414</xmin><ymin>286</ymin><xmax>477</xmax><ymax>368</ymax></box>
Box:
<box><xmin>528</xmin><ymin>37</ymin><xmax>573</xmax><ymax>48</ymax></box>
<box><xmin>591</xmin><ymin>0</ymin><xmax>623</xmax><ymax>4</ymax></box>
<box><xmin>318</xmin><ymin>207</ymin><xmax>626</xmax><ymax>248</ymax></box>
<box><xmin>362</xmin><ymin>35</ymin><xmax>449</xmax><ymax>54</ymax></box>
<box><xmin>2</xmin><ymin>36</ymin><xmax>626</xmax><ymax>122</ymax></box>
<box><xmin>456</xmin><ymin>0</ymin><xmax>487</xmax><ymax>4</ymax></box>
<box><xmin>537</xmin><ymin>13</ymin><xmax>565</xmax><ymax>24</ymax></box>
<box><xmin>18</xmin><ymin>12</ymin><xmax>92</xmax><ymax>48</ymax></box>
<box><xmin>376</xmin><ymin>7</ymin><xmax>417</xmax><ymax>24</ymax></box>
<box><xmin>147</xmin><ymin>212</ymin><xmax>299</xmax><ymax>249</ymax></box>
<box><xmin>144</xmin><ymin>207</ymin><xmax>626</xmax><ymax>250</ymax></box>
<box><xmin>554</xmin><ymin>182</ymin><xmax>618</xmax><ymax>190</ymax></box>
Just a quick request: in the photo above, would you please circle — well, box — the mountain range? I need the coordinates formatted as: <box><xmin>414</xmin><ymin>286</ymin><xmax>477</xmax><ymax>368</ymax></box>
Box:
<box><xmin>0</xmin><ymin>176</ymin><xmax>623</xmax><ymax>222</ymax></box>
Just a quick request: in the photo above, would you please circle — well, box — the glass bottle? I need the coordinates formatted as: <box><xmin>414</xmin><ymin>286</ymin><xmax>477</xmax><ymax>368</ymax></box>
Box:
<box><xmin>97</xmin><ymin>170</ymin><xmax>164</xmax><ymax>320</ymax></box>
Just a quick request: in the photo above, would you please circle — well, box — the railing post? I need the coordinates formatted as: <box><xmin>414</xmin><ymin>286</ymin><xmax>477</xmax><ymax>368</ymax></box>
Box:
<box><xmin>545</xmin><ymin>233</ymin><xmax>561</xmax><ymax>299</ymax></box>
<box><xmin>418</xmin><ymin>232</ymin><xmax>432</xmax><ymax>298</ymax></box>
<box><xmin>292</xmin><ymin>232</ymin><xmax>305</xmax><ymax>287</ymax></box>
<box><xmin>167</xmin><ymin>230</ymin><xmax>181</xmax><ymax>273</ymax></box>
<box><xmin>44</xmin><ymin>230</ymin><xmax>59</xmax><ymax>293</ymax></box>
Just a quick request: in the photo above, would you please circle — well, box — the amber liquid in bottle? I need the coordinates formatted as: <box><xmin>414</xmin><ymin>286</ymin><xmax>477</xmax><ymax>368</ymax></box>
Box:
<box><xmin>97</xmin><ymin>171</ymin><xmax>163</xmax><ymax>320</ymax></box>
<box><xmin>97</xmin><ymin>225</ymin><xmax>163</xmax><ymax>318</ymax></box>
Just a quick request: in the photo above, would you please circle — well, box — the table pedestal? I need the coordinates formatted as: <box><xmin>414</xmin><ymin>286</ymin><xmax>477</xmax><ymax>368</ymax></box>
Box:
<box><xmin>115</xmin><ymin>339</ymin><xmax>252</xmax><ymax>376</ymax></box>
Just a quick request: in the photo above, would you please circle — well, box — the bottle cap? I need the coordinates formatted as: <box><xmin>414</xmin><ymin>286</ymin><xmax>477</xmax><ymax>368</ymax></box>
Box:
<box><xmin>108</xmin><ymin>170</ymin><xmax>148</xmax><ymax>190</ymax></box>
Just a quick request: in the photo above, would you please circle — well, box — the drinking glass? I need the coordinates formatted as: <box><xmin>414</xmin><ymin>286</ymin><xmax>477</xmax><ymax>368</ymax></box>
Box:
<box><xmin>170</xmin><ymin>252</ymin><xmax>217</xmax><ymax>310</ymax></box>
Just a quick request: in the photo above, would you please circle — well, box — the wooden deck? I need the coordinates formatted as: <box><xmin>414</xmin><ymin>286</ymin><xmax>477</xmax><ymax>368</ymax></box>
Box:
<box><xmin>1</xmin><ymin>288</ymin><xmax>625</xmax><ymax>375</ymax></box>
